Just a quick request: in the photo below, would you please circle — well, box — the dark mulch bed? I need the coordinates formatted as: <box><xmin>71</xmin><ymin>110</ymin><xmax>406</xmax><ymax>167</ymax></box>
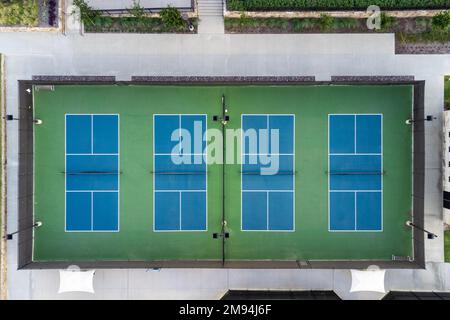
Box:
<box><xmin>225</xmin><ymin>16</ymin><xmax>450</xmax><ymax>54</ymax></box>
<box><xmin>225</xmin><ymin>17</ymin><xmax>432</xmax><ymax>34</ymax></box>
<box><xmin>396</xmin><ymin>41</ymin><xmax>450</xmax><ymax>54</ymax></box>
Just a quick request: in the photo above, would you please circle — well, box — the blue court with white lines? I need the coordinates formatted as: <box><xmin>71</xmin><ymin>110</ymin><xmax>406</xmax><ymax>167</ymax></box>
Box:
<box><xmin>65</xmin><ymin>114</ymin><xmax>119</xmax><ymax>232</ymax></box>
<box><xmin>328</xmin><ymin>114</ymin><xmax>383</xmax><ymax>231</ymax></box>
<box><xmin>153</xmin><ymin>114</ymin><xmax>207</xmax><ymax>231</ymax></box>
<box><xmin>241</xmin><ymin>114</ymin><xmax>295</xmax><ymax>231</ymax></box>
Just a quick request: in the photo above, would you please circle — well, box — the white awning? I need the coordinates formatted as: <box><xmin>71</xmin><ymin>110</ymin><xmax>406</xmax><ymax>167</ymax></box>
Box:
<box><xmin>350</xmin><ymin>268</ymin><xmax>386</xmax><ymax>293</ymax></box>
<box><xmin>58</xmin><ymin>267</ymin><xmax>95</xmax><ymax>294</ymax></box>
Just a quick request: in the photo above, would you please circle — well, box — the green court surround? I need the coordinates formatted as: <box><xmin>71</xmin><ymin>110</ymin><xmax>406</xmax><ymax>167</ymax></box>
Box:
<box><xmin>33</xmin><ymin>84</ymin><xmax>413</xmax><ymax>263</ymax></box>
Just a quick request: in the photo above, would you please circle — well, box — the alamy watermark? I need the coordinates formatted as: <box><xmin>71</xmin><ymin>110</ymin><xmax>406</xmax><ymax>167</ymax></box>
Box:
<box><xmin>168</xmin><ymin>121</ymin><xmax>281</xmax><ymax>175</ymax></box>
<box><xmin>367</xmin><ymin>5</ymin><xmax>382</xmax><ymax>30</ymax></box>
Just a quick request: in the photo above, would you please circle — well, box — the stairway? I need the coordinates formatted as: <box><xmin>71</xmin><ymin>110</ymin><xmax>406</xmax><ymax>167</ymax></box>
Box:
<box><xmin>197</xmin><ymin>0</ymin><xmax>223</xmax><ymax>17</ymax></box>
<box><xmin>197</xmin><ymin>0</ymin><xmax>224</xmax><ymax>34</ymax></box>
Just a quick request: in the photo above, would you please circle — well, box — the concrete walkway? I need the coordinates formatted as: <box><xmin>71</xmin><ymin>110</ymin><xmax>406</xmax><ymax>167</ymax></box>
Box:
<box><xmin>197</xmin><ymin>0</ymin><xmax>224</xmax><ymax>34</ymax></box>
<box><xmin>1</xmin><ymin>0</ymin><xmax>450</xmax><ymax>299</ymax></box>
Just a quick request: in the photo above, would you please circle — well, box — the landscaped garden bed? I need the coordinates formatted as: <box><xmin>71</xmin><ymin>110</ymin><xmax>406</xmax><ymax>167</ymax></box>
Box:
<box><xmin>225</xmin><ymin>12</ymin><xmax>450</xmax><ymax>53</ymax></box>
<box><xmin>74</xmin><ymin>0</ymin><xmax>197</xmax><ymax>34</ymax></box>
<box><xmin>227</xmin><ymin>0</ymin><xmax>450</xmax><ymax>11</ymax></box>
<box><xmin>0</xmin><ymin>0</ymin><xmax>58</xmax><ymax>28</ymax></box>
<box><xmin>84</xmin><ymin>16</ymin><xmax>198</xmax><ymax>33</ymax></box>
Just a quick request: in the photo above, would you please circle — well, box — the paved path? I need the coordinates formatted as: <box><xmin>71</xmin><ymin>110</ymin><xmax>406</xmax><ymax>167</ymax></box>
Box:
<box><xmin>0</xmin><ymin>1</ymin><xmax>450</xmax><ymax>299</ymax></box>
<box><xmin>197</xmin><ymin>0</ymin><xmax>224</xmax><ymax>34</ymax></box>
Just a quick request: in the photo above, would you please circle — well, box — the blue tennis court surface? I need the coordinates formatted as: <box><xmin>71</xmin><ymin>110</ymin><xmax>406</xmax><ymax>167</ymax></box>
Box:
<box><xmin>153</xmin><ymin>114</ymin><xmax>207</xmax><ymax>231</ymax></box>
<box><xmin>241</xmin><ymin>114</ymin><xmax>295</xmax><ymax>231</ymax></box>
<box><xmin>65</xmin><ymin>114</ymin><xmax>119</xmax><ymax>231</ymax></box>
<box><xmin>328</xmin><ymin>114</ymin><xmax>382</xmax><ymax>231</ymax></box>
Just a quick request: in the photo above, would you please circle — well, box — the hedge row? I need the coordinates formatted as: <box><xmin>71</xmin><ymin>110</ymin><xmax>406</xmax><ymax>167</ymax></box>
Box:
<box><xmin>227</xmin><ymin>0</ymin><xmax>450</xmax><ymax>11</ymax></box>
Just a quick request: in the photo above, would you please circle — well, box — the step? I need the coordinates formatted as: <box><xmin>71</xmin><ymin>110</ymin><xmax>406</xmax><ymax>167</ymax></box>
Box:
<box><xmin>197</xmin><ymin>0</ymin><xmax>223</xmax><ymax>16</ymax></box>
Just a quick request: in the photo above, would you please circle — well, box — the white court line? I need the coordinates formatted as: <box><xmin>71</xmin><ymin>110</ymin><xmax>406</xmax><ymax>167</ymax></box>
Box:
<box><xmin>243</xmin><ymin>153</ymin><xmax>294</xmax><ymax>156</ymax></box>
<box><xmin>66</xmin><ymin>153</ymin><xmax>118</xmax><ymax>156</ymax></box>
<box><xmin>329</xmin><ymin>153</ymin><xmax>381</xmax><ymax>156</ymax></box>
<box><xmin>242</xmin><ymin>190</ymin><xmax>294</xmax><ymax>192</ymax></box>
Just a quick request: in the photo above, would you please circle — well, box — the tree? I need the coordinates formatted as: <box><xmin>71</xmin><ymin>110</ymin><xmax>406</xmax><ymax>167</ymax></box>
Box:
<box><xmin>160</xmin><ymin>6</ymin><xmax>184</xmax><ymax>30</ymax></box>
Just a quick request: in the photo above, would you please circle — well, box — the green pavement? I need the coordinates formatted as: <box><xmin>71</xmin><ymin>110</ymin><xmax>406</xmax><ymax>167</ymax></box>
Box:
<box><xmin>33</xmin><ymin>84</ymin><xmax>413</xmax><ymax>262</ymax></box>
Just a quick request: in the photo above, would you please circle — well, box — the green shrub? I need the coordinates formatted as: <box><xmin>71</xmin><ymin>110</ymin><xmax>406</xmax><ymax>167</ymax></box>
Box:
<box><xmin>318</xmin><ymin>14</ymin><xmax>333</xmax><ymax>31</ymax></box>
<box><xmin>224</xmin><ymin>17</ymin><xmax>241</xmax><ymax>29</ymax></box>
<box><xmin>379</xmin><ymin>12</ymin><xmax>395</xmax><ymax>31</ymax></box>
<box><xmin>293</xmin><ymin>18</ymin><xmax>315</xmax><ymax>31</ymax></box>
<box><xmin>72</xmin><ymin>0</ymin><xmax>100</xmax><ymax>26</ymax></box>
<box><xmin>432</xmin><ymin>10</ymin><xmax>450</xmax><ymax>30</ymax></box>
<box><xmin>160</xmin><ymin>5</ymin><xmax>185</xmax><ymax>30</ymax></box>
<box><xmin>227</xmin><ymin>0</ymin><xmax>450</xmax><ymax>11</ymax></box>
<box><xmin>397</xmin><ymin>30</ymin><xmax>450</xmax><ymax>43</ymax></box>
<box><xmin>94</xmin><ymin>16</ymin><xmax>113</xmax><ymax>28</ymax></box>
<box><xmin>333</xmin><ymin>18</ymin><xmax>360</xmax><ymax>30</ymax></box>
<box><xmin>267</xmin><ymin>17</ymin><xmax>281</xmax><ymax>28</ymax></box>
<box><xmin>238</xmin><ymin>12</ymin><xmax>251</xmax><ymax>27</ymax></box>
<box><xmin>0</xmin><ymin>0</ymin><xmax>38</xmax><ymax>27</ymax></box>
<box><xmin>128</xmin><ymin>0</ymin><xmax>146</xmax><ymax>21</ymax></box>
<box><xmin>415</xmin><ymin>17</ymin><xmax>432</xmax><ymax>30</ymax></box>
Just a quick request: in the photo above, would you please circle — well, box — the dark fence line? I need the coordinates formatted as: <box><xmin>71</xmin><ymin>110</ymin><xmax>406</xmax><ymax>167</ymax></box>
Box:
<box><xmin>17</xmin><ymin>77</ymin><xmax>425</xmax><ymax>270</ymax></box>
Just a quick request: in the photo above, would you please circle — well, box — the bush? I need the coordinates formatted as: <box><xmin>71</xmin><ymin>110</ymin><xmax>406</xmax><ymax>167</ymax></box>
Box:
<box><xmin>333</xmin><ymin>18</ymin><xmax>360</xmax><ymax>30</ymax></box>
<box><xmin>160</xmin><ymin>6</ymin><xmax>185</xmax><ymax>30</ymax></box>
<box><xmin>318</xmin><ymin>14</ymin><xmax>333</xmax><ymax>31</ymax></box>
<box><xmin>397</xmin><ymin>30</ymin><xmax>450</xmax><ymax>43</ymax></box>
<box><xmin>72</xmin><ymin>0</ymin><xmax>100</xmax><ymax>26</ymax></box>
<box><xmin>0</xmin><ymin>0</ymin><xmax>39</xmax><ymax>27</ymax></box>
<box><xmin>227</xmin><ymin>0</ymin><xmax>450</xmax><ymax>11</ymax></box>
<box><xmin>292</xmin><ymin>18</ymin><xmax>315</xmax><ymax>31</ymax></box>
<box><xmin>379</xmin><ymin>12</ymin><xmax>395</xmax><ymax>31</ymax></box>
<box><xmin>432</xmin><ymin>10</ymin><xmax>450</xmax><ymax>30</ymax></box>
<box><xmin>415</xmin><ymin>17</ymin><xmax>432</xmax><ymax>30</ymax></box>
<box><xmin>238</xmin><ymin>12</ymin><xmax>251</xmax><ymax>26</ymax></box>
<box><xmin>128</xmin><ymin>0</ymin><xmax>146</xmax><ymax>21</ymax></box>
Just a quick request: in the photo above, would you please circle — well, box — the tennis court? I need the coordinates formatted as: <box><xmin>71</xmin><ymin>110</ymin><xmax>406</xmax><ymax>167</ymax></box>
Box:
<box><xmin>29</xmin><ymin>83</ymin><xmax>416</xmax><ymax>266</ymax></box>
